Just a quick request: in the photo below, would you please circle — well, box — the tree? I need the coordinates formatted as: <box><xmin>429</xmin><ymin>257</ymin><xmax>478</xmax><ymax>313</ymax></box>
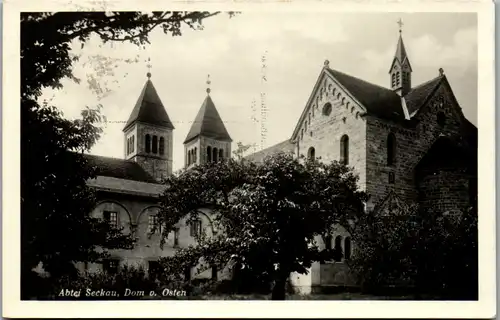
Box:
<box><xmin>21</xmin><ymin>100</ymin><xmax>136</xmax><ymax>298</ymax></box>
<box><xmin>232</xmin><ymin>142</ymin><xmax>256</xmax><ymax>160</ymax></box>
<box><xmin>21</xmin><ymin>11</ymin><xmax>229</xmax><ymax>298</ymax></box>
<box><xmin>346</xmin><ymin>203</ymin><xmax>478</xmax><ymax>299</ymax></box>
<box><xmin>157</xmin><ymin>153</ymin><xmax>366</xmax><ymax>299</ymax></box>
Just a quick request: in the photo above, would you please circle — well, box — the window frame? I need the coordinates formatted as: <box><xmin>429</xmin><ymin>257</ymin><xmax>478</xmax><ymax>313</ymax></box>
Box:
<box><xmin>190</xmin><ymin>219</ymin><xmax>202</xmax><ymax>237</ymax></box>
<box><xmin>103</xmin><ymin>259</ymin><xmax>119</xmax><ymax>274</ymax></box>
<box><xmin>145</xmin><ymin>134</ymin><xmax>151</xmax><ymax>153</ymax></box>
<box><xmin>152</xmin><ymin>135</ymin><xmax>158</xmax><ymax>154</ymax></box>
<box><xmin>159</xmin><ymin>137</ymin><xmax>165</xmax><ymax>155</ymax></box>
<box><xmin>340</xmin><ymin>135</ymin><xmax>349</xmax><ymax>165</ymax></box>
<box><xmin>344</xmin><ymin>237</ymin><xmax>352</xmax><ymax>260</ymax></box>
<box><xmin>103</xmin><ymin>211</ymin><xmax>118</xmax><ymax>228</ymax></box>
<box><xmin>307</xmin><ymin>147</ymin><xmax>315</xmax><ymax>160</ymax></box>
<box><xmin>173</xmin><ymin>227</ymin><xmax>180</xmax><ymax>247</ymax></box>
<box><xmin>148</xmin><ymin>214</ymin><xmax>159</xmax><ymax>234</ymax></box>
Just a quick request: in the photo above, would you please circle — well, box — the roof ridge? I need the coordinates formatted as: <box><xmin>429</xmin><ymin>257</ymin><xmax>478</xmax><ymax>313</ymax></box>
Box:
<box><xmin>250</xmin><ymin>139</ymin><xmax>292</xmax><ymax>155</ymax></box>
<box><xmin>328</xmin><ymin>67</ymin><xmax>394</xmax><ymax>92</ymax></box>
<box><xmin>123</xmin><ymin>78</ymin><xmax>174</xmax><ymax>131</ymax></box>
<box><xmin>410</xmin><ymin>75</ymin><xmax>444</xmax><ymax>92</ymax></box>
<box><xmin>184</xmin><ymin>94</ymin><xmax>232</xmax><ymax>144</ymax></box>
<box><xmin>83</xmin><ymin>153</ymin><xmax>137</xmax><ymax>164</ymax></box>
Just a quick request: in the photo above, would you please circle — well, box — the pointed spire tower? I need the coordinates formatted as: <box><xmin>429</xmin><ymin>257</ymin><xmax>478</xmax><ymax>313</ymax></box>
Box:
<box><xmin>184</xmin><ymin>75</ymin><xmax>232</xmax><ymax>167</ymax></box>
<box><xmin>389</xmin><ymin>19</ymin><xmax>412</xmax><ymax>96</ymax></box>
<box><xmin>123</xmin><ymin>59</ymin><xmax>174</xmax><ymax>180</ymax></box>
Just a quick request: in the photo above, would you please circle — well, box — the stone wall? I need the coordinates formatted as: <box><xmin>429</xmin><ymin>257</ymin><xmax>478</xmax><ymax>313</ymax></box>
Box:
<box><xmin>128</xmin><ymin>123</ymin><xmax>173</xmax><ymax>179</ymax></box>
<box><xmin>296</xmin><ymin>71</ymin><xmax>367</xmax><ymax>189</ymax></box>
<box><xmin>365</xmin><ymin>82</ymin><xmax>467</xmax><ymax>209</ymax></box>
<box><xmin>199</xmin><ymin>136</ymin><xmax>232</xmax><ymax>164</ymax></box>
<box><xmin>417</xmin><ymin>170</ymin><xmax>472</xmax><ymax>214</ymax></box>
<box><xmin>87</xmin><ymin>194</ymin><xmax>227</xmax><ymax>280</ymax></box>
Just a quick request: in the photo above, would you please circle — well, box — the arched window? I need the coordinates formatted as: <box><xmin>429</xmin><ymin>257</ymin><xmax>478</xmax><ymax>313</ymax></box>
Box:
<box><xmin>219</xmin><ymin>149</ymin><xmax>223</xmax><ymax>161</ymax></box>
<box><xmin>396</xmin><ymin>72</ymin><xmax>400</xmax><ymax>86</ymax></box>
<box><xmin>145</xmin><ymin>134</ymin><xmax>151</xmax><ymax>153</ymax></box>
<box><xmin>322</xmin><ymin>103</ymin><xmax>332</xmax><ymax>116</ymax></box>
<box><xmin>148</xmin><ymin>214</ymin><xmax>159</xmax><ymax>234</ymax></box>
<box><xmin>126</xmin><ymin>138</ymin><xmax>130</xmax><ymax>155</ymax></box>
<box><xmin>344</xmin><ymin>237</ymin><xmax>351</xmax><ymax>260</ymax></box>
<box><xmin>340</xmin><ymin>135</ymin><xmax>349</xmax><ymax>165</ymax></box>
<box><xmin>307</xmin><ymin>147</ymin><xmax>315</xmax><ymax>160</ymax></box>
<box><xmin>188</xmin><ymin>150</ymin><xmax>192</xmax><ymax>165</ymax></box>
<box><xmin>213</xmin><ymin>147</ymin><xmax>218</xmax><ymax>162</ymax></box>
<box><xmin>391</xmin><ymin>73</ymin><xmax>396</xmax><ymax>87</ymax></box>
<box><xmin>207</xmin><ymin>146</ymin><xmax>212</xmax><ymax>162</ymax></box>
<box><xmin>334</xmin><ymin>235</ymin><xmax>343</xmax><ymax>262</ymax></box>
<box><xmin>152</xmin><ymin>135</ymin><xmax>158</xmax><ymax>154</ymax></box>
<box><xmin>190</xmin><ymin>219</ymin><xmax>202</xmax><ymax>237</ymax></box>
<box><xmin>194</xmin><ymin>147</ymin><xmax>197</xmax><ymax>163</ymax></box>
<box><xmin>387</xmin><ymin>133</ymin><xmax>396</xmax><ymax>166</ymax></box>
<box><xmin>334</xmin><ymin>235</ymin><xmax>342</xmax><ymax>249</ymax></box>
<box><xmin>324</xmin><ymin>235</ymin><xmax>332</xmax><ymax>250</ymax></box>
<box><xmin>159</xmin><ymin>137</ymin><xmax>165</xmax><ymax>155</ymax></box>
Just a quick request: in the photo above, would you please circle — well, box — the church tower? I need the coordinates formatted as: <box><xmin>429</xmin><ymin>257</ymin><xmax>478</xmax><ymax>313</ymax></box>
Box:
<box><xmin>123</xmin><ymin>70</ymin><xmax>174</xmax><ymax>181</ymax></box>
<box><xmin>389</xmin><ymin>19</ymin><xmax>412</xmax><ymax>96</ymax></box>
<box><xmin>183</xmin><ymin>75</ymin><xmax>232</xmax><ymax>168</ymax></box>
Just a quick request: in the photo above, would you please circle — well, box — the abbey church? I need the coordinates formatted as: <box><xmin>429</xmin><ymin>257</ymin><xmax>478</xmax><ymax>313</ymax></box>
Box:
<box><xmin>81</xmin><ymin>29</ymin><xmax>477</xmax><ymax>292</ymax></box>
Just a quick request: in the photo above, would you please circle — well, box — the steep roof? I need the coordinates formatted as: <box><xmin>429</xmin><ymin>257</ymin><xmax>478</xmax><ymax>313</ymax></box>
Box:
<box><xmin>326</xmin><ymin>68</ymin><xmax>405</xmax><ymax>121</ymax></box>
<box><xmin>184</xmin><ymin>94</ymin><xmax>232</xmax><ymax>144</ymax></box>
<box><xmin>389</xmin><ymin>34</ymin><xmax>412</xmax><ymax>72</ymax></box>
<box><xmin>123</xmin><ymin>77</ymin><xmax>174</xmax><ymax>132</ymax></box>
<box><xmin>415</xmin><ymin>136</ymin><xmax>476</xmax><ymax>175</ymax></box>
<box><xmin>244</xmin><ymin>140</ymin><xmax>296</xmax><ymax>163</ymax></box>
<box><xmin>404</xmin><ymin>75</ymin><xmax>444</xmax><ymax>116</ymax></box>
<box><xmin>87</xmin><ymin>176</ymin><xmax>166</xmax><ymax>198</ymax></box>
<box><xmin>83</xmin><ymin>153</ymin><xmax>158</xmax><ymax>184</ymax></box>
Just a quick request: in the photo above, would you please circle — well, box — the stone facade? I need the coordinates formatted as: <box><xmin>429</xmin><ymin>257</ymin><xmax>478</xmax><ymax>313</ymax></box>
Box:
<box><xmin>365</xmin><ymin>82</ymin><xmax>472</xmax><ymax>209</ymax></box>
<box><xmin>79</xmin><ymin>192</ymin><xmax>227</xmax><ymax>280</ymax></box>
<box><xmin>80</xmin><ymin>32</ymin><xmax>476</xmax><ymax>293</ymax></box>
<box><xmin>295</xmin><ymin>71</ymin><xmax>368</xmax><ymax>190</ymax></box>
<box><xmin>125</xmin><ymin>122</ymin><xmax>173</xmax><ymax>180</ymax></box>
<box><xmin>185</xmin><ymin>136</ymin><xmax>232</xmax><ymax>167</ymax></box>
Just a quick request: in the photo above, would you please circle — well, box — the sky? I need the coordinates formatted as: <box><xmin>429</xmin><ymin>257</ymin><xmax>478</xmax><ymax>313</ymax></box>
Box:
<box><xmin>41</xmin><ymin>12</ymin><xmax>478</xmax><ymax>172</ymax></box>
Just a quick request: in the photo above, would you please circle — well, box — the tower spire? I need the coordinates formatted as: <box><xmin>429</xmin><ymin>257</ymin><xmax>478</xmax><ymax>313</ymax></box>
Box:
<box><xmin>389</xmin><ymin>18</ymin><xmax>412</xmax><ymax>96</ymax></box>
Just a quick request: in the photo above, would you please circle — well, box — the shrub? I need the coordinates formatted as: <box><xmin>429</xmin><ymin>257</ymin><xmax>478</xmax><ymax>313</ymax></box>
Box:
<box><xmin>347</xmin><ymin>205</ymin><xmax>478</xmax><ymax>299</ymax></box>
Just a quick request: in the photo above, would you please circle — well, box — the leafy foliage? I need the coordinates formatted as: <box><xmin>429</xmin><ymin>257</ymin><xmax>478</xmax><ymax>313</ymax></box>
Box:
<box><xmin>346</xmin><ymin>204</ymin><xmax>478</xmax><ymax>299</ymax></box>
<box><xmin>21</xmin><ymin>11</ymin><xmax>227</xmax><ymax>299</ymax></box>
<box><xmin>158</xmin><ymin>153</ymin><xmax>367</xmax><ymax>299</ymax></box>
<box><xmin>21</xmin><ymin>98</ymin><xmax>135</xmax><ymax>298</ymax></box>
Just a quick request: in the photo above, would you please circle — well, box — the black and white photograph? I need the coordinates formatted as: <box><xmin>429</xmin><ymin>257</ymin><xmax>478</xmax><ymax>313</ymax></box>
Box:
<box><xmin>3</xmin><ymin>0</ymin><xmax>496</xmax><ymax>318</ymax></box>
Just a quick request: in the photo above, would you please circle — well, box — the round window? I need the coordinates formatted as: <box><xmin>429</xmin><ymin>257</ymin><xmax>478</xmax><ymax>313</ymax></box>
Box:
<box><xmin>322</xmin><ymin>103</ymin><xmax>332</xmax><ymax>116</ymax></box>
